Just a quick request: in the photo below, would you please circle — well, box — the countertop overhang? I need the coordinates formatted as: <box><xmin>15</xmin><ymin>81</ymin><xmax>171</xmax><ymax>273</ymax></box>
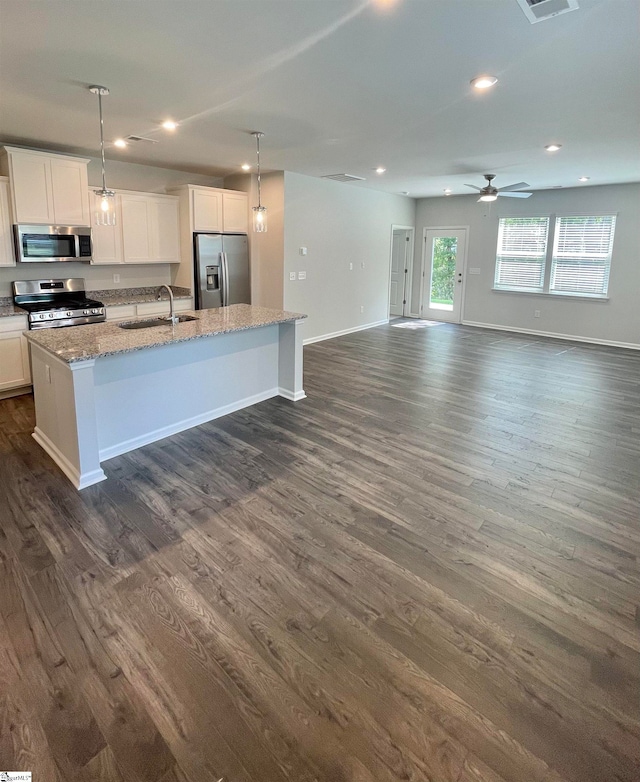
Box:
<box><xmin>25</xmin><ymin>304</ymin><xmax>307</xmax><ymax>364</ymax></box>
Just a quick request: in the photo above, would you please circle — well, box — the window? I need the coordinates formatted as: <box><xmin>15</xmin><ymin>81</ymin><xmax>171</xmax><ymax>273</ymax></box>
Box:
<box><xmin>495</xmin><ymin>217</ymin><xmax>549</xmax><ymax>291</ymax></box>
<box><xmin>551</xmin><ymin>215</ymin><xmax>616</xmax><ymax>297</ymax></box>
<box><xmin>494</xmin><ymin>214</ymin><xmax>616</xmax><ymax>298</ymax></box>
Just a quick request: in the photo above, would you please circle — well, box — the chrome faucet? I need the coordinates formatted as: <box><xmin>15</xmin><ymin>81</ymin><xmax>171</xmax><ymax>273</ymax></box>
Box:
<box><xmin>158</xmin><ymin>284</ymin><xmax>178</xmax><ymax>324</ymax></box>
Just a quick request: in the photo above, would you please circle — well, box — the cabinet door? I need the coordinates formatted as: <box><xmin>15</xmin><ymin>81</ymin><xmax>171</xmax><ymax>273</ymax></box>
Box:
<box><xmin>222</xmin><ymin>192</ymin><xmax>248</xmax><ymax>233</ymax></box>
<box><xmin>9</xmin><ymin>152</ymin><xmax>53</xmax><ymax>223</ymax></box>
<box><xmin>0</xmin><ymin>331</ymin><xmax>31</xmax><ymax>391</ymax></box>
<box><xmin>120</xmin><ymin>194</ymin><xmax>152</xmax><ymax>263</ymax></box>
<box><xmin>192</xmin><ymin>189</ymin><xmax>222</xmax><ymax>231</ymax></box>
<box><xmin>50</xmin><ymin>158</ymin><xmax>90</xmax><ymax>225</ymax></box>
<box><xmin>149</xmin><ymin>198</ymin><xmax>180</xmax><ymax>262</ymax></box>
<box><xmin>90</xmin><ymin>191</ymin><xmax>123</xmax><ymax>264</ymax></box>
<box><xmin>0</xmin><ymin>180</ymin><xmax>15</xmax><ymax>267</ymax></box>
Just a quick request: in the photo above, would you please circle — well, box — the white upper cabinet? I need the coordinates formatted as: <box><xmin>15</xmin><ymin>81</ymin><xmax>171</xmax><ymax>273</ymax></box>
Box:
<box><xmin>0</xmin><ymin>147</ymin><xmax>90</xmax><ymax>225</ymax></box>
<box><xmin>149</xmin><ymin>197</ymin><xmax>180</xmax><ymax>262</ymax></box>
<box><xmin>95</xmin><ymin>190</ymin><xmax>180</xmax><ymax>265</ymax></box>
<box><xmin>192</xmin><ymin>188</ymin><xmax>222</xmax><ymax>232</ymax></box>
<box><xmin>222</xmin><ymin>191</ymin><xmax>249</xmax><ymax>233</ymax></box>
<box><xmin>0</xmin><ymin>178</ymin><xmax>15</xmax><ymax>267</ymax></box>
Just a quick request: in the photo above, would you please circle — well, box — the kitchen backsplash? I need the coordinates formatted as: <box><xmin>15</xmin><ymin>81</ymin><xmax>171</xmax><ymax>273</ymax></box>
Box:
<box><xmin>0</xmin><ymin>262</ymin><xmax>172</xmax><ymax>297</ymax></box>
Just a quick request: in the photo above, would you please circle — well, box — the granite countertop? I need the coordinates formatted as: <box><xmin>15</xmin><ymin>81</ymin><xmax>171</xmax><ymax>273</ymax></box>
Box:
<box><xmin>0</xmin><ymin>286</ymin><xmax>192</xmax><ymax>318</ymax></box>
<box><xmin>88</xmin><ymin>285</ymin><xmax>192</xmax><ymax>307</ymax></box>
<box><xmin>25</xmin><ymin>304</ymin><xmax>307</xmax><ymax>364</ymax></box>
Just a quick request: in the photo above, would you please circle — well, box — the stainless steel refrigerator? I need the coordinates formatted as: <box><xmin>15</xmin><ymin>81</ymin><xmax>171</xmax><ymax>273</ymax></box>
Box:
<box><xmin>194</xmin><ymin>233</ymin><xmax>250</xmax><ymax>310</ymax></box>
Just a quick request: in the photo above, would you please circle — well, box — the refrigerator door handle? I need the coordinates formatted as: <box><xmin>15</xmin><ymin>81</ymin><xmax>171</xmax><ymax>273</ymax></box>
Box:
<box><xmin>222</xmin><ymin>252</ymin><xmax>230</xmax><ymax>307</ymax></box>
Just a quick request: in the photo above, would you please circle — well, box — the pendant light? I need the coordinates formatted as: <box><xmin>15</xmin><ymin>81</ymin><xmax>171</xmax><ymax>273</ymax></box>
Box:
<box><xmin>89</xmin><ymin>85</ymin><xmax>117</xmax><ymax>226</ymax></box>
<box><xmin>251</xmin><ymin>131</ymin><xmax>267</xmax><ymax>233</ymax></box>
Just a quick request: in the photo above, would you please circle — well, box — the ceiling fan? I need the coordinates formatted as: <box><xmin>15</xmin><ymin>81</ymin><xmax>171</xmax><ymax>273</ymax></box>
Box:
<box><xmin>464</xmin><ymin>174</ymin><xmax>532</xmax><ymax>202</ymax></box>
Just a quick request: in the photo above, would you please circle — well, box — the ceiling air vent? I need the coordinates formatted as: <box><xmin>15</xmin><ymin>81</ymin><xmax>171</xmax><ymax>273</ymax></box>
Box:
<box><xmin>321</xmin><ymin>173</ymin><xmax>366</xmax><ymax>183</ymax></box>
<box><xmin>516</xmin><ymin>0</ymin><xmax>579</xmax><ymax>23</ymax></box>
<box><xmin>125</xmin><ymin>135</ymin><xmax>159</xmax><ymax>144</ymax></box>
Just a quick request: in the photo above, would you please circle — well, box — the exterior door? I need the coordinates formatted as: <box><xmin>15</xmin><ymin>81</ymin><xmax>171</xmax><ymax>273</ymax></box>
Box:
<box><xmin>389</xmin><ymin>228</ymin><xmax>411</xmax><ymax>316</ymax></box>
<box><xmin>422</xmin><ymin>228</ymin><xmax>467</xmax><ymax>323</ymax></box>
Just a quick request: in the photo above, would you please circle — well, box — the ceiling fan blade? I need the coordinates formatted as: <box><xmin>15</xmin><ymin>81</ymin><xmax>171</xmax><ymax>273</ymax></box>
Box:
<box><xmin>464</xmin><ymin>184</ymin><xmax>483</xmax><ymax>191</ymax></box>
<box><xmin>498</xmin><ymin>182</ymin><xmax>530</xmax><ymax>192</ymax></box>
<box><xmin>498</xmin><ymin>191</ymin><xmax>532</xmax><ymax>198</ymax></box>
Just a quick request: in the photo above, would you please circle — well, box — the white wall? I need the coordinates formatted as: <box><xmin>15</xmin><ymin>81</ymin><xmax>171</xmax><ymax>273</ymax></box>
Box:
<box><xmin>414</xmin><ymin>183</ymin><xmax>640</xmax><ymax>347</ymax></box>
<box><xmin>0</xmin><ymin>146</ymin><xmax>223</xmax><ymax>297</ymax></box>
<box><xmin>283</xmin><ymin>172</ymin><xmax>415</xmax><ymax>342</ymax></box>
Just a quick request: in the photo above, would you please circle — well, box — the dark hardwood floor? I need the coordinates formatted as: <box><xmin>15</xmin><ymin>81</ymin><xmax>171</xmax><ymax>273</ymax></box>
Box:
<box><xmin>1</xmin><ymin>321</ymin><xmax>639</xmax><ymax>782</ymax></box>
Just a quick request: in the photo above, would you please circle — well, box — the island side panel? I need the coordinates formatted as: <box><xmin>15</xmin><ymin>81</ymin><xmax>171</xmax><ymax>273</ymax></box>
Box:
<box><xmin>278</xmin><ymin>318</ymin><xmax>306</xmax><ymax>401</ymax></box>
<box><xmin>93</xmin><ymin>324</ymin><xmax>281</xmax><ymax>461</ymax></box>
<box><xmin>30</xmin><ymin>344</ymin><xmax>107</xmax><ymax>489</ymax></box>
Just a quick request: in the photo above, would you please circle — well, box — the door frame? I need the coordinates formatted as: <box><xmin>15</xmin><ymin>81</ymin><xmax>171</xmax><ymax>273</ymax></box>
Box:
<box><xmin>420</xmin><ymin>225</ymin><xmax>469</xmax><ymax>323</ymax></box>
<box><xmin>388</xmin><ymin>225</ymin><xmax>415</xmax><ymax>318</ymax></box>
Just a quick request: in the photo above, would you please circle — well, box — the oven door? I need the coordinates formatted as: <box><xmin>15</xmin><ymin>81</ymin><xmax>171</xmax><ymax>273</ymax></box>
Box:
<box><xmin>14</xmin><ymin>225</ymin><xmax>90</xmax><ymax>262</ymax></box>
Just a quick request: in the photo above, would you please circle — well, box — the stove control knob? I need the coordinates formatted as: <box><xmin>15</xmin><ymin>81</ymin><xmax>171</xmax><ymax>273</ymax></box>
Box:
<box><xmin>91</xmin><ymin>309</ymin><xmax>98</xmax><ymax>314</ymax></box>
<box><xmin>38</xmin><ymin>314</ymin><xmax>45</xmax><ymax>320</ymax></box>
<box><xmin>66</xmin><ymin>311</ymin><xmax>72</xmax><ymax>317</ymax></box>
<box><xmin>48</xmin><ymin>313</ymin><xmax>54</xmax><ymax>318</ymax></box>
<box><xmin>83</xmin><ymin>310</ymin><xmax>90</xmax><ymax>315</ymax></box>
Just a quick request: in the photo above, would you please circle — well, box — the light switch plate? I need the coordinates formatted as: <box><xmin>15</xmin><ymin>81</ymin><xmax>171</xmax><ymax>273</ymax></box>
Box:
<box><xmin>299</xmin><ymin>247</ymin><xmax>308</xmax><ymax>256</ymax></box>
<box><xmin>289</xmin><ymin>272</ymin><xmax>296</xmax><ymax>281</ymax></box>
<box><xmin>298</xmin><ymin>271</ymin><xmax>307</xmax><ymax>280</ymax></box>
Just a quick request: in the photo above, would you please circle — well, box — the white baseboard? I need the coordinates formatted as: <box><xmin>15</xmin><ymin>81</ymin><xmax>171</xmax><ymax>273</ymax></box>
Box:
<box><xmin>462</xmin><ymin>320</ymin><xmax>640</xmax><ymax>351</ymax></box>
<box><xmin>33</xmin><ymin>427</ymin><xmax>107</xmax><ymax>490</ymax></box>
<box><xmin>99</xmin><ymin>387</ymin><xmax>280</xmax><ymax>462</ymax></box>
<box><xmin>278</xmin><ymin>388</ymin><xmax>307</xmax><ymax>401</ymax></box>
<box><xmin>303</xmin><ymin>319</ymin><xmax>389</xmax><ymax>346</ymax></box>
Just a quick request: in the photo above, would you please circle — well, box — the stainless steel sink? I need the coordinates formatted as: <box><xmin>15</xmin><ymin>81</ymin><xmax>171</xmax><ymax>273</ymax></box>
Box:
<box><xmin>118</xmin><ymin>315</ymin><xmax>198</xmax><ymax>330</ymax></box>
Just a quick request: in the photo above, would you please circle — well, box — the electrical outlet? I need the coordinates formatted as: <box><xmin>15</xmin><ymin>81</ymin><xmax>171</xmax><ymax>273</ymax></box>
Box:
<box><xmin>299</xmin><ymin>246</ymin><xmax>308</xmax><ymax>256</ymax></box>
<box><xmin>349</xmin><ymin>262</ymin><xmax>353</xmax><ymax>271</ymax></box>
<box><xmin>289</xmin><ymin>272</ymin><xmax>296</xmax><ymax>281</ymax></box>
<box><xmin>534</xmin><ymin>309</ymin><xmax>541</xmax><ymax>318</ymax></box>
<box><xmin>360</xmin><ymin>261</ymin><xmax>365</xmax><ymax>269</ymax></box>
<box><xmin>113</xmin><ymin>273</ymin><xmax>120</xmax><ymax>283</ymax></box>
<box><xmin>298</xmin><ymin>271</ymin><xmax>306</xmax><ymax>280</ymax></box>
<box><xmin>360</xmin><ymin>305</ymin><xmax>364</xmax><ymax>314</ymax></box>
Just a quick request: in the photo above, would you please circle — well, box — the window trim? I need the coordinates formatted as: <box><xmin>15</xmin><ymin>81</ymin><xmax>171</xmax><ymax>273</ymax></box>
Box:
<box><xmin>494</xmin><ymin>212</ymin><xmax>617</xmax><ymax>299</ymax></box>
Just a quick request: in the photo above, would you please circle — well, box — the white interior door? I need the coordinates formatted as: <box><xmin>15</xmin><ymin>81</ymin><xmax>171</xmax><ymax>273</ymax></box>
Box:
<box><xmin>389</xmin><ymin>228</ymin><xmax>411</xmax><ymax>316</ymax></box>
<box><xmin>422</xmin><ymin>228</ymin><xmax>467</xmax><ymax>323</ymax></box>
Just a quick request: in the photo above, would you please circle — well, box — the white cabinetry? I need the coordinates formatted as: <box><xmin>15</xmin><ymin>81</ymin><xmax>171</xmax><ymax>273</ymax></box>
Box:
<box><xmin>0</xmin><ymin>147</ymin><xmax>90</xmax><ymax>225</ymax></box>
<box><xmin>222</xmin><ymin>191</ymin><xmax>249</xmax><ymax>233</ymax></box>
<box><xmin>192</xmin><ymin>189</ymin><xmax>222</xmax><ymax>232</ymax></box>
<box><xmin>0</xmin><ymin>316</ymin><xmax>31</xmax><ymax>396</ymax></box>
<box><xmin>91</xmin><ymin>190</ymin><xmax>180</xmax><ymax>265</ymax></box>
<box><xmin>0</xmin><ymin>178</ymin><xmax>15</xmax><ymax>267</ymax></box>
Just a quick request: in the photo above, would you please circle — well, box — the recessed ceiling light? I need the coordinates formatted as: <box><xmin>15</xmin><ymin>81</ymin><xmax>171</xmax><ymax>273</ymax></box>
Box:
<box><xmin>162</xmin><ymin>120</ymin><xmax>178</xmax><ymax>131</ymax></box>
<box><xmin>444</xmin><ymin>188</ymin><xmax>452</xmax><ymax>195</ymax></box>
<box><xmin>241</xmin><ymin>164</ymin><xmax>251</xmax><ymax>171</ymax></box>
<box><xmin>545</xmin><ymin>143</ymin><xmax>562</xmax><ymax>152</ymax></box>
<box><xmin>113</xmin><ymin>138</ymin><xmax>127</xmax><ymax>148</ymax></box>
<box><xmin>375</xmin><ymin>167</ymin><xmax>386</xmax><ymax>174</ymax></box>
<box><xmin>470</xmin><ymin>75</ymin><xmax>498</xmax><ymax>90</ymax></box>
<box><xmin>578</xmin><ymin>176</ymin><xmax>590</xmax><ymax>182</ymax></box>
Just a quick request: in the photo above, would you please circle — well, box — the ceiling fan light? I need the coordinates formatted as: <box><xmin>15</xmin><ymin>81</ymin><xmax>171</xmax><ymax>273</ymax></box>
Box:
<box><xmin>479</xmin><ymin>193</ymin><xmax>498</xmax><ymax>202</ymax></box>
<box><xmin>471</xmin><ymin>75</ymin><xmax>498</xmax><ymax>90</ymax></box>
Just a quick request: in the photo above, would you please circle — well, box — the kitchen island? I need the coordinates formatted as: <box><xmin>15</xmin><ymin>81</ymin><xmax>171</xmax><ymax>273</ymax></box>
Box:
<box><xmin>25</xmin><ymin>304</ymin><xmax>306</xmax><ymax>489</ymax></box>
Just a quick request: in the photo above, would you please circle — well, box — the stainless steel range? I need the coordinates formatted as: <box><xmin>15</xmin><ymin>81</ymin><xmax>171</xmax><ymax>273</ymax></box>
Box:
<box><xmin>13</xmin><ymin>278</ymin><xmax>106</xmax><ymax>329</ymax></box>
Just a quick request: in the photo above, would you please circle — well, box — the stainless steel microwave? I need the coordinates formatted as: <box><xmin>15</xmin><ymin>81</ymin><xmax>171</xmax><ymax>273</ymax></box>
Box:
<box><xmin>13</xmin><ymin>224</ymin><xmax>93</xmax><ymax>263</ymax></box>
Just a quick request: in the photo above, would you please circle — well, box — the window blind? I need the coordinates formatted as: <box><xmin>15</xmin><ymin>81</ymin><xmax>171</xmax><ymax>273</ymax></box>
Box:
<box><xmin>495</xmin><ymin>217</ymin><xmax>549</xmax><ymax>290</ymax></box>
<box><xmin>551</xmin><ymin>216</ymin><xmax>616</xmax><ymax>296</ymax></box>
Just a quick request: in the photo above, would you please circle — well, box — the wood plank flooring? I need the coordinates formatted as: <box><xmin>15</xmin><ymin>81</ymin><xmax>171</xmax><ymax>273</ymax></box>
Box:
<box><xmin>0</xmin><ymin>321</ymin><xmax>639</xmax><ymax>782</ymax></box>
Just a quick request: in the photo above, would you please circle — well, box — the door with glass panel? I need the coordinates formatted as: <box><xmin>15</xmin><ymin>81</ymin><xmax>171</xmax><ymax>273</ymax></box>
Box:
<box><xmin>422</xmin><ymin>228</ymin><xmax>467</xmax><ymax>322</ymax></box>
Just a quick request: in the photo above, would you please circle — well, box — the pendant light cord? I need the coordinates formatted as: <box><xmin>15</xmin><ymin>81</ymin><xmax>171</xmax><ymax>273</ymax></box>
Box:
<box><xmin>256</xmin><ymin>133</ymin><xmax>262</xmax><ymax>208</ymax></box>
<box><xmin>97</xmin><ymin>90</ymin><xmax>107</xmax><ymax>193</ymax></box>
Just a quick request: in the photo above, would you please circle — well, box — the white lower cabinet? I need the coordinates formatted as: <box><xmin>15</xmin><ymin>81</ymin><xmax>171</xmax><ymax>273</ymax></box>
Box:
<box><xmin>0</xmin><ymin>316</ymin><xmax>31</xmax><ymax>394</ymax></box>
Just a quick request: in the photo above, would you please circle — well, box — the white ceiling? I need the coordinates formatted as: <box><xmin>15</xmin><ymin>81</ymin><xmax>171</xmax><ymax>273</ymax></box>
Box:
<box><xmin>1</xmin><ymin>0</ymin><xmax>638</xmax><ymax>198</ymax></box>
